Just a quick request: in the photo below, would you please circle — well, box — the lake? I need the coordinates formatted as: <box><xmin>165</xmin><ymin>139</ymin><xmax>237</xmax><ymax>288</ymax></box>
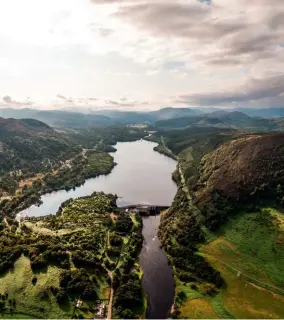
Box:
<box><xmin>18</xmin><ymin>140</ymin><xmax>177</xmax><ymax>218</ymax></box>
<box><xmin>17</xmin><ymin>139</ymin><xmax>177</xmax><ymax>319</ymax></box>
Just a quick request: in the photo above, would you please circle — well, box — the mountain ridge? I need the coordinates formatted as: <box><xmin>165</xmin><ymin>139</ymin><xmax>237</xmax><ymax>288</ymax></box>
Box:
<box><xmin>0</xmin><ymin>117</ymin><xmax>54</xmax><ymax>135</ymax></box>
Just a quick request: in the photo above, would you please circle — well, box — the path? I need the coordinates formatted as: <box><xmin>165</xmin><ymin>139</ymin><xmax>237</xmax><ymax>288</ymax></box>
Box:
<box><xmin>178</xmin><ymin>163</ymin><xmax>193</xmax><ymax>203</ymax></box>
<box><xmin>106</xmin><ymin>271</ymin><xmax>114</xmax><ymax>320</ymax></box>
<box><xmin>161</xmin><ymin>136</ymin><xmax>176</xmax><ymax>159</ymax></box>
<box><xmin>178</xmin><ymin>163</ymin><xmax>201</xmax><ymax>220</ymax></box>
<box><xmin>3</xmin><ymin>217</ymin><xmax>11</xmax><ymax>230</ymax></box>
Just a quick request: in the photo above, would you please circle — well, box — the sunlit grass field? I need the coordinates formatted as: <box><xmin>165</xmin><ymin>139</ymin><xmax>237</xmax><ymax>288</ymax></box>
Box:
<box><xmin>178</xmin><ymin>207</ymin><xmax>284</xmax><ymax>319</ymax></box>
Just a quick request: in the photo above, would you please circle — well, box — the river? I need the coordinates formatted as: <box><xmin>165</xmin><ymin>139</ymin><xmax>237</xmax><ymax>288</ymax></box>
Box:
<box><xmin>17</xmin><ymin>139</ymin><xmax>177</xmax><ymax>319</ymax></box>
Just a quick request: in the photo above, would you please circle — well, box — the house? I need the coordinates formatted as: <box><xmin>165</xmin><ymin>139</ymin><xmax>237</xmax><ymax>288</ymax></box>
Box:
<box><xmin>95</xmin><ymin>302</ymin><xmax>106</xmax><ymax>318</ymax></box>
<box><xmin>76</xmin><ymin>299</ymin><xmax>83</xmax><ymax>308</ymax></box>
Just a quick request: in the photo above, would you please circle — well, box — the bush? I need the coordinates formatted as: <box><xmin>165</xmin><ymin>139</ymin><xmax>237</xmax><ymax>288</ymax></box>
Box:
<box><xmin>32</xmin><ymin>276</ymin><xmax>38</xmax><ymax>285</ymax></box>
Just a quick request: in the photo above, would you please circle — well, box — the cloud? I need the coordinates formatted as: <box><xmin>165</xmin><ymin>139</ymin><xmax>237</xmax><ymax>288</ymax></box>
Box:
<box><xmin>1</xmin><ymin>0</ymin><xmax>284</xmax><ymax>110</ymax></box>
<box><xmin>176</xmin><ymin>74</ymin><xmax>284</xmax><ymax>107</ymax></box>
<box><xmin>53</xmin><ymin>94</ymin><xmax>152</xmax><ymax>110</ymax></box>
<box><xmin>3</xmin><ymin>96</ymin><xmax>13</xmax><ymax>104</ymax></box>
<box><xmin>104</xmin><ymin>98</ymin><xmax>150</xmax><ymax>108</ymax></box>
<box><xmin>98</xmin><ymin>27</ymin><xmax>114</xmax><ymax>37</ymax></box>
<box><xmin>2</xmin><ymin>95</ymin><xmax>34</xmax><ymax>106</ymax></box>
<box><xmin>86</xmin><ymin>0</ymin><xmax>284</xmax><ymax>107</ymax></box>
<box><xmin>56</xmin><ymin>94</ymin><xmax>74</xmax><ymax>103</ymax></box>
<box><xmin>57</xmin><ymin>94</ymin><xmax>67</xmax><ymax>100</ymax></box>
<box><xmin>88</xmin><ymin>0</ymin><xmax>284</xmax><ymax>82</ymax></box>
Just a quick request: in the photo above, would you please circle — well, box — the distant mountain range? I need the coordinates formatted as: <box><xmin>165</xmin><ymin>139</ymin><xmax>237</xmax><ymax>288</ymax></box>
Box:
<box><xmin>154</xmin><ymin>110</ymin><xmax>284</xmax><ymax>131</ymax></box>
<box><xmin>233</xmin><ymin>107</ymin><xmax>284</xmax><ymax>118</ymax></box>
<box><xmin>0</xmin><ymin>107</ymin><xmax>203</xmax><ymax>128</ymax></box>
<box><xmin>0</xmin><ymin>108</ymin><xmax>113</xmax><ymax>129</ymax></box>
<box><xmin>0</xmin><ymin>106</ymin><xmax>284</xmax><ymax>129</ymax></box>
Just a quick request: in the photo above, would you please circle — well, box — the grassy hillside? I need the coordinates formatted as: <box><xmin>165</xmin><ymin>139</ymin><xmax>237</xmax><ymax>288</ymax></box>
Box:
<box><xmin>157</xmin><ymin>127</ymin><xmax>284</xmax><ymax>319</ymax></box>
<box><xmin>0</xmin><ymin>193</ymin><xmax>145</xmax><ymax>319</ymax></box>
<box><xmin>196</xmin><ymin>207</ymin><xmax>284</xmax><ymax>319</ymax></box>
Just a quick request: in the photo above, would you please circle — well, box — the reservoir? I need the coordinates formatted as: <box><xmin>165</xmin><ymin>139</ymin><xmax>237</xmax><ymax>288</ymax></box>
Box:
<box><xmin>17</xmin><ymin>139</ymin><xmax>177</xmax><ymax>319</ymax></box>
<box><xmin>18</xmin><ymin>140</ymin><xmax>177</xmax><ymax>217</ymax></box>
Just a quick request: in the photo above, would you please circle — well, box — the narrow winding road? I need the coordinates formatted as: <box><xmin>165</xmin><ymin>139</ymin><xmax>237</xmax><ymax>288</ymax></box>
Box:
<box><xmin>106</xmin><ymin>271</ymin><xmax>114</xmax><ymax>320</ymax></box>
<box><xmin>178</xmin><ymin>163</ymin><xmax>202</xmax><ymax>221</ymax></box>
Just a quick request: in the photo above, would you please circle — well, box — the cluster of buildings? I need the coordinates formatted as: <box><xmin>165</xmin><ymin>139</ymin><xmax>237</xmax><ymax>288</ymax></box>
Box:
<box><xmin>75</xmin><ymin>299</ymin><xmax>106</xmax><ymax>319</ymax></box>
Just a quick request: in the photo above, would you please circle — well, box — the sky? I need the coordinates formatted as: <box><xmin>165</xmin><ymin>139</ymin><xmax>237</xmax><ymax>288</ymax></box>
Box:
<box><xmin>0</xmin><ymin>0</ymin><xmax>283</xmax><ymax>110</ymax></box>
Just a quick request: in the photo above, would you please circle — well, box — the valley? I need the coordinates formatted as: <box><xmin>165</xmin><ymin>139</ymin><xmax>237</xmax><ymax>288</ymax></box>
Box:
<box><xmin>2</xmin><ymin>110</ymin><xmax>284</xmax><ymax>319</ymax></box>
<box><xmin>0</xmin><ymin>136</ymin><xmax>177</xmax><ymax>319</ymax></box>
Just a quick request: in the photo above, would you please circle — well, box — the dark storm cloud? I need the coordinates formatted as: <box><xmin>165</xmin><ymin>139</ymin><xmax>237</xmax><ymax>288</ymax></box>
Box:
<box><xmin>176</xmin><ymin>75</ymin><xmax>284</xmax><ymax>106</ymax></box>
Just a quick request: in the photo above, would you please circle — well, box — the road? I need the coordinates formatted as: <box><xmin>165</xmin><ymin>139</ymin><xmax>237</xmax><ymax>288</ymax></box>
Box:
<box><xmin>178</xmin><ymin>163</ymin><xmax>202</xmax><ymax>221</ymax></box>
<box><xmin>178</xmin><ymin>163</ymin><xmax>193</xmax><ymax>204</ymax></box>
<box><xmin>106</xmin><ymin>271</ymin><xmax>114</xmax><ymax>320</ymax></box>
<box><xmin>161</xmin><ymin>136</ymin><xmax>176</xmax><ymax>159</ymax></box>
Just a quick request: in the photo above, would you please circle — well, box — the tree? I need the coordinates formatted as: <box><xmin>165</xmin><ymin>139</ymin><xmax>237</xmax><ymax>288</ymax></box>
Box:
<box><xmin>56</xmin><ymin>289</ymin><xmax>68</xmax><ymax>304</ymax></box>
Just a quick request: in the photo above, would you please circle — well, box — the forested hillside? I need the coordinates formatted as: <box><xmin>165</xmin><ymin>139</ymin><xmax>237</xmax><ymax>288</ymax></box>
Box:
<box><xmin>0</xmin><ymin>119</ymin><xmax>144</xmax><ymax>216</ymax></box>
<box><xmin>154</xmin><ymin>128</ymin><xmax>284</xmax><ymax>318</ymax></box>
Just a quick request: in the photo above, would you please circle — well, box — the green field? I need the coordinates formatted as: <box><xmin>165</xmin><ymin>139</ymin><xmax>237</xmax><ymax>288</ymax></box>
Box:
<box><xmin>175</xmin><ymin>207</ymin><xmax>284</xmax><ymax>319</ymax></box>
<box><xmin>0</xmin><ymin>256</ymin><xmax>72</xmax><ymax>319</ymax></box>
